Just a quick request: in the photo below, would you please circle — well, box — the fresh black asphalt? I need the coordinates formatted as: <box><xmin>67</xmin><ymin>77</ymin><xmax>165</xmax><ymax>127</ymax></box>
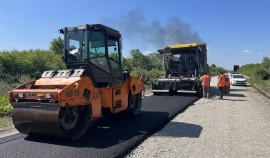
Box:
<box><xmin>0</xmin><ymin>95</ymin><xmax>198</xmax><ymax>158</ymax></box>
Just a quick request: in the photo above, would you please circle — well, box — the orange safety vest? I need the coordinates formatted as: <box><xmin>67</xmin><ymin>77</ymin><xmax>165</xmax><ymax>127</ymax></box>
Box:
<box><xmin>202</xmin><ymin>75</ymin><xmax>210</xmax><ymax>86</ymax></box>
<box><xmin>218</xmin><ymin>75</ymin><xmax>226</xmax><ymax>87</ymax></box>
<box><xmin>225</xmin><ymin>76</ymin><xmax>230</xmax><ymax>86</ymax></box>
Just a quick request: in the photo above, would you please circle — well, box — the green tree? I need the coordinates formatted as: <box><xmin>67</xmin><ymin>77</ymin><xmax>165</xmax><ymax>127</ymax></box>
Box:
<box><xmin>239</xmin><ymin>57</ymin><xmax>270</xmax><ymax>80</ymax></box>
<box><xmin>148</xmin><ymin>68</ymin><xmax>165</xmax><ymax>81</ymax></box>
<box><xmin>50</xmin><ymin>37</ymin><xmax>64</xmax><ymax>55</ymax></box>
<box><xmin>123</xmin><ymin>57</ymin><xmax>133</xmax><ymax>71</ymax></box>
<box><xmin>0</xmin><ymin>49</ymin><xmax>65</xmax><ymax>83</ymax></box>
<box><xmin>122</xmin><ymin>49</ymin><xmax>164</xmax><ymax>82</ymax></box>
<box><xmin>262</xmin><ymin>57</ymin><xmax>270</xmax><ymax>70</ymax></box>
<box><xmin>147</xmin><ymin>52</ymin><xmax>163</xmax><ymax>70</ymax></box>
<box><xmin>129</xmin><ymin>49</ymin><xmax>153</xmax><ymax>70</ymax></box>
<box><xmin>254</xmin><ymin>67</ymin><xmax>270</xmax><ymax>80</ymax></box>
<box><xmin>211</xmin><ymin>64</ymin><xmax>217</xmax><ymax>68</ymax></box>
<box><xmin>209</xmin><ymin>64</ymin><xmax>227</xmax><ymax>76</ymax></box>
<box><xmin>239</xmin><ymin>63</ymin><xmax>261</xmax><ymax>79</ymax></box>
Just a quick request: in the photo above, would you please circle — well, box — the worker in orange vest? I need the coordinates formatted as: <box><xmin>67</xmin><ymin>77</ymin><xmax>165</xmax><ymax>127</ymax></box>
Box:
<box><xmin>201</xmin><ymin>72</ymin><xmax>211</xmax><ymax>99</ymax></box>
<box><xmin>217</xmin><ymin>72</ymin><xmax>226</xmax><ymax>99</ymax></box>
<box><xmin>224</xmin><ymin>74</ymin><xmax>230</xmax><ymax>95</ymax></box>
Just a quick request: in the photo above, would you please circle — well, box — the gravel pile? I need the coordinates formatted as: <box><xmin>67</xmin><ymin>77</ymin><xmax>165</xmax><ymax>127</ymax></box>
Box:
<box><xmin>127</xmin><ymin>77</ymin><xmax>270</xmax><ymax>158</ymax></box>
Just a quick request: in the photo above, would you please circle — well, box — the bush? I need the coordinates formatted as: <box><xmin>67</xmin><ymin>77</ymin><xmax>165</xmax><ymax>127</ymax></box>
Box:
<box><xmin>240</xmin><ymin>62</ymin><xmax>270</xmax><ymax>81</ymax></box>
<box><xmin>148</xmin><ymin>68</ymin><xmax>164</xmax><ymax>81</ymax></box>
<box><xmin>0</xmin><ymin>95</ymin><xmax>13</xmax><ymax>116</ymax></box>
<box><xmin>0</xmin><ymin>49</ymin><xmax>66</xmax><ymax>83</ymax></box>
<box><xmin>209</xmin><ymin>64</ymin><xmax>228</xmax><ymax>76</ymax></box>
<box><xmin>254</xmin><ymin>67</ymin><xmax>270</xmax><ymax>80</ymax></box>
<box><xmin>0</xmin><ymin>49</ymin><xmax>66</xmax><ymax>97</ymax></box>
<box><xmin>129</xmin><ymin>67</ymin><xmax>164</xmax><ymax>84</ymax></box>
<box><xmin>0</xmin><ymin>81</ymin><xmax>13</xmax><ymax>96</ymax></box>
<box><xmin>0</xmin><ymin>117</ymin><xmax>12</xmax><ymax>127</ymax></box>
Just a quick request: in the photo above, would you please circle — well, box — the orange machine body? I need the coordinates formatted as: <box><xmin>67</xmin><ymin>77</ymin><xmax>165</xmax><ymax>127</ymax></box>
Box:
<box><xmin>10</xmin><ymin>75</ymin><xmax>143</xmax><ymax>119</ymax></box>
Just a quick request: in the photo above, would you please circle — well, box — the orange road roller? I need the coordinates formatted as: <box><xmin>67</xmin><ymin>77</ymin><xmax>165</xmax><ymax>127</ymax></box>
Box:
<box><xmin>9</xmin><ymin>24</ymin><xmax>144</xmax><ymax>140</ymax></box>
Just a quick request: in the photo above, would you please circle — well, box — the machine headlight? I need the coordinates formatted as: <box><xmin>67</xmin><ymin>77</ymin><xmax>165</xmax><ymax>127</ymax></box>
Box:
<box><xmin>45</xmin><ymin>93</ymin><xmax>58</xmax><ymax>99</ymax></box>
<box><xmin>45</xmin><ymin>93</ymin><xmax>51</xmax><ymax>99</ymax></box>
<box><xmin>18</xmin><ymin>93</ymin><xmax>24</xmax><ymax>98</ymax></box>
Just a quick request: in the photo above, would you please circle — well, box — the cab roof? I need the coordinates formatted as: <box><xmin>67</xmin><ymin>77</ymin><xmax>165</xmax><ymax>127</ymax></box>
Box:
<box><xmin>59</xmin><ymin>24</ymin><xmax>121</xmax><ymax>37</ymax></box>
<box><xmin>158</xmin><ymin>42</ymin><xmax>207</xmax><ymax>54</ymax></box>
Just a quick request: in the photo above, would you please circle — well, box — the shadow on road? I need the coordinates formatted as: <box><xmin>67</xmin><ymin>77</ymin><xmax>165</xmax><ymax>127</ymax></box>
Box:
<box><xmin>227</xmin><ymin>93</ymin><xmax>246</xmax><ymax>97</ymax></box>
<box><xmin>222</xmin><ymin>98</ymin><xmax>248</xmax><ymax>101</ymax></box>
<box><xmin>209</xmin><ymin>86</ymin><xmax>219</xmax><ymax>98</ymax></box>
<box><xmin>229</xmin><ymin>88</ymin><xmax>247</xmax><ymax>92</ymax></box>
<box><xmin>231</xmin><ymin>85</ymin><xmax>250</xmax><ymax>87</ymax></box>
<box><xmin>154</xmin><ymin>122</ymin><xmax>202</xmax><ymax>138</ymax></box>
<box><xmin>208</xmin><ymin>86</ymin><xmax>247</xmax><ymax>99</ymax></box>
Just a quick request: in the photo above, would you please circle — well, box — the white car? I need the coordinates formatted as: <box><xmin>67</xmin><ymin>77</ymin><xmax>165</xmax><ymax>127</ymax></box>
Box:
<box><xmin>231</xmin><ymin>74</ymin><xmax>247</xmax><ymax>86</ymax></box>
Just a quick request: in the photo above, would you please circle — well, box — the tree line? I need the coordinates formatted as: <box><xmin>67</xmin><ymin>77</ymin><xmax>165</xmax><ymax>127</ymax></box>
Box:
<box><xmin>0</xmin><ymin>39</ymin><xmax>162</xmax><ymax>94</ymax></box>
<box><xmin>208</xmin><ymin>64</ymin><xmax>228</xmax><ymax>76</ymax></box>
<box><xmin>0</xmin><ymin>49</ymin><xmax>65</xmax><ymax>95</ymax></box>
<box><xmin>1</xmin><ymin>37</ymin><xmax>269</xmax><ymax>115</ymax></box>
<box><xmin>0</xmin><ymin>37</ymin><xmax>228</xmax><ymax>95</ymax></box>
<box><xmin>239</xmin><ymin>57</ymin><xmax>270</xmax><ymax>97</ymax></box>
<box><xmin>239</xmin><ymin>57</ymin><xmax>270</xmax><ymax>80</ymax></box>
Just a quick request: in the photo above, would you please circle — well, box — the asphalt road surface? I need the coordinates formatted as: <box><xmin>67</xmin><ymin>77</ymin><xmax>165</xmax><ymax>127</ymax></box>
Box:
<box><xmin>0</xmin><ymin>94</ymin><xmax>198</xmax><ymax>158</ymax></box>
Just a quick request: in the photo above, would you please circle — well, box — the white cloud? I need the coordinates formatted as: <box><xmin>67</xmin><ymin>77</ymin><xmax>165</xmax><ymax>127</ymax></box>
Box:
<box><xmin>123</xmin><ymin>55</ymin><xmax>130</xmax><ymax>59</ymax></box>
<box><xmin>258</xmin><ymin>52</ymin><xmax>263</xmax><ymax>56</ymax></box>
<box><xmin>242</xmin><ymin>50</ymin><xmax>251</xmax><ymax>54</ymax></box>
<box><xmin>143</xmin><ymin>50</ymin><xmax>154</xmax><ymax>55</ymax></box>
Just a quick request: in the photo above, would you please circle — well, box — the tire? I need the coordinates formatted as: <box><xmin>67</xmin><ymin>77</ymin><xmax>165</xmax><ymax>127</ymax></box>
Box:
<box><xmin>59</xmin><ymin>105</ymin><xmax>91</xmax><ymax>140</ymax></box>
<box><xmin>127</xmin><ymin>92</ymin><xmax>142</xmax><ymax>115</ymax></box>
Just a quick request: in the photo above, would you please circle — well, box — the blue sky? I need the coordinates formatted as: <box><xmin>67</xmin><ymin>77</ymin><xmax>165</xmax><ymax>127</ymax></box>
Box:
<box><xmin>0</xmin><ymin>0</ymin><xmax>270</xmax><ymax>70</ymax></box>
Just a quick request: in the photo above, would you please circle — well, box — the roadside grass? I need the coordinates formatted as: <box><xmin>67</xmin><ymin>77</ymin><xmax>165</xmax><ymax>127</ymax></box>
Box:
<box><xmin>0</xmin><ymin>95</ymin><xmax>13</xmax><ymax>117</ymax></box>
<box><xmin>0</xmin><ymin>95</ymin><xmax>13</xmax><ymax>128</ymax></box>
<box><xmin>249</xmin><ymin>79</ymin><xmax>270</xmax><ymax>99</ymax></box>
<box><xmin>0</xmin><ymin>117</ymin><xmax>12</xmax><ymax>128</ymax></box>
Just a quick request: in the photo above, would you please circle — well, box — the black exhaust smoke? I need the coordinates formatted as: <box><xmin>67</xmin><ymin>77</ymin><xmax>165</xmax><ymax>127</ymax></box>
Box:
<box><xmin>101</xmin><ymin>8</ymin><xmax>202</xmax><ymax>52</ymax></box>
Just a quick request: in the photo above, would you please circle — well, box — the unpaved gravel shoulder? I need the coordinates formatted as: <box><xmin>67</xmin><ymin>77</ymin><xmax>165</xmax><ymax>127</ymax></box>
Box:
<box><xmin>126</xmin><ymin>77</ymin><xmax>270</xmax><ymax>158</ymax></box>
<box><xmin>0</xmin><ymin>116</ymin><xmax>18</xmax><ymax>138</ymax></box>
<box><xmin>0</xmin><ymin>125</ymin><xmax>18</xmax><ymax>138</ymax></box>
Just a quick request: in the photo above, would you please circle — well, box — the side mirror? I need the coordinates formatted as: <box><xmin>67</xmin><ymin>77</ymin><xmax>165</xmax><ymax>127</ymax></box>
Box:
<box><xmin>122</xmin><ymin>70</ymin><xmax>130</xmax><ymax>81</ymax></box>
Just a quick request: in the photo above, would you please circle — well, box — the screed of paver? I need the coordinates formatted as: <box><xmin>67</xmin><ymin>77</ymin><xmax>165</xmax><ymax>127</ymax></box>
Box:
<box><xmin>127</xmin><ymin>77</ymin><xmax>270</xmax><ymax>158</ymax></box>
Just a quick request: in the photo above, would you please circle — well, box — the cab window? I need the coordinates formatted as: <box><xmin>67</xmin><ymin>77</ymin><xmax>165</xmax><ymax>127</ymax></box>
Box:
<box><xmin>66</xmin><ymin>30</ymin><xmax>85</xmax><ymax>63</ymax></box>
<box><xmin>89</xmin><ymin>31</ymin><xmax>110</xmax><ymax>73</ymax></box>
<box><xmin>108</xmin><ymin>36</ymin><xmax>122</xmax><ymax>79</ymax></box>
<box><xmin>89</xmin><ymin>31</ymin><xmax>106</xmax><ymax>58</ymax></box>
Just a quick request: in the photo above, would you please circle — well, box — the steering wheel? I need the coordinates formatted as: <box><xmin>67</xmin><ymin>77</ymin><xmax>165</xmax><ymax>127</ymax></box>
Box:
<box><xmin>67</xmin><ymin>54</ymin><xmax>77</xmax><ymax>62</ymax></box>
